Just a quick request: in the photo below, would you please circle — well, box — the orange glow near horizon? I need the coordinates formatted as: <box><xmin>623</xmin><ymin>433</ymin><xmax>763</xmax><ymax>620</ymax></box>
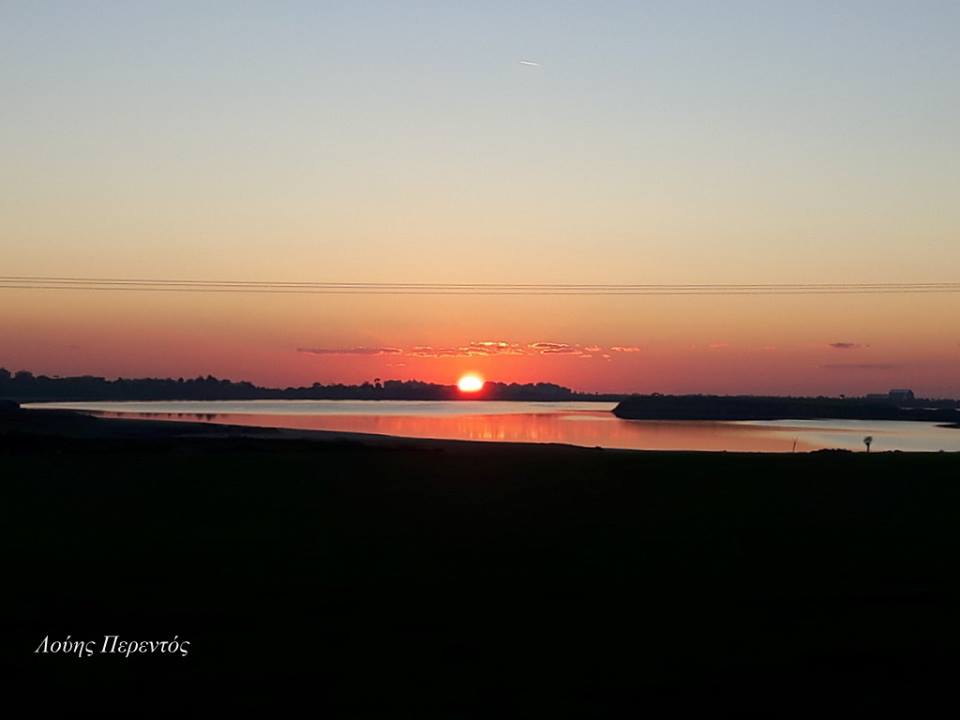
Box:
<box><xmin>2</xmin><ymin>289</ymin><xmax>960</xmax><ymax>397</ymax></box>
<box><xmin>457</xmin><ymin>374</ymin><xmax>485</xmax><ymax>393</ymax></box>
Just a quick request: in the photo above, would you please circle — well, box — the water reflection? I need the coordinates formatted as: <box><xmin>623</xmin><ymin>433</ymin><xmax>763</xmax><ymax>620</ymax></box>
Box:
<box><xmin>27</xmin><ymin>401</ymin><xmax>960</xmax><ymax>452</ymax></box>
<box><xmin>85</xmin><ymin>409</ymin><xmax>822</xmax><ymax>452</ymax></box>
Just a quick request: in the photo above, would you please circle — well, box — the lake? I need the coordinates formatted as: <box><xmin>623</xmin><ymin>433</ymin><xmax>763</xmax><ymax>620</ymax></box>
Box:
<box><xmin>24</xmin><ymin>400</ymin><xmax>960</xmax><ymax>452</ymax></box>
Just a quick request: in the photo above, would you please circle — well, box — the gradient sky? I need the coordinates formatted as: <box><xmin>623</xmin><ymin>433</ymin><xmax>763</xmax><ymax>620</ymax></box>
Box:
<box><xmin>2</xmin><ymin>1</ymin><xmax>959</xmax><ymax>394</ymax></box>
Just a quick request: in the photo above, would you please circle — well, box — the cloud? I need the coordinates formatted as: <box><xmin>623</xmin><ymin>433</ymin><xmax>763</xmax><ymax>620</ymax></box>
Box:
<box><xmin>707</xmin><ymin>342</ymin><xmax>729</xmax><ymax>350</ymax></box>
<box><xmin>465</xmin><ymin>341</ymin><xmax>527</xmax><ymax>356</ymax></box>
<box><xmin>298</xmin><ymin>339</ymin><xmax>645</xmax><ymax>360</ymax></box>
<box><xmin>297</xmin><ymin>347</ymin><xmax>402</xmax><ymax>356</ymax></box>
<box><xmin>406</xmin><ymin>346</ymin><xmax>461</xmax><ymax>358</ymax></box>
<box><xmin>530</xmin><ymin>342</ymin><xmax>580</xmax><ymax>355</ymax></box>
<box><xmin>401</xmin><ymin>341</ymin><xmax>529</xmax><ymax>358</ymax></box>
<box><xmin>821</xmin><ymin>363</ymin><xmax>898</xmax><ymax>371</ymax></box>
<box><xmin>828</xmin><ymin>342</ymin><xmax>864</xmax><ymax>350</ymax></box>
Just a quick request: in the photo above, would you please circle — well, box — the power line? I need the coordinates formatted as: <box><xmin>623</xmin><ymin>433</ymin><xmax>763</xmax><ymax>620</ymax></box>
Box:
<box><xmin>3</xmin><ymin>275</ymin><xmax>960</xmax><ymax>288</ymax></box>
<box><xmin>1</xmin><ymin>276</ymin><xmax>959</xmax><ymax>296</ymax></box>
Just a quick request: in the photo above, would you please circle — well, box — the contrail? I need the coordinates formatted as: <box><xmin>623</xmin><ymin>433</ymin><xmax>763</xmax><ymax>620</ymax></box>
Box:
<box><xmin>519</xmin><ymin>60</ymin><xmax>541</xmax><ymax>67</ymax></box>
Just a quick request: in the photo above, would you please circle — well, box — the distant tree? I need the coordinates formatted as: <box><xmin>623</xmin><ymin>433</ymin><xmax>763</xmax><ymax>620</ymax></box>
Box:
<box><xmin>864</xmin><ymin>436</ymin><xmax>873</xmax><ymax>453</ymax></box>
<box><xmin>0</xmin><ymin>368</ymin><xmax>10</xmax><ymax>382</ymax></box>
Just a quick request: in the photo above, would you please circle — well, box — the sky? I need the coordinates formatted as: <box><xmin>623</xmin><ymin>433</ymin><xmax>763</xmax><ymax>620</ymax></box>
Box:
<box><xmin>1</xmin><ymin>1</ymin><xmax>959</xmax><ymax>394</ymax></box>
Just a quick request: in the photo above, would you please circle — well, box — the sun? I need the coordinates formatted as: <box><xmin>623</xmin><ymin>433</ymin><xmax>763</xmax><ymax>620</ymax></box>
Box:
<box><xmin>457</xmin><ymin>373</ymin><xmax>485</xmax><ymax>393</ymax></box>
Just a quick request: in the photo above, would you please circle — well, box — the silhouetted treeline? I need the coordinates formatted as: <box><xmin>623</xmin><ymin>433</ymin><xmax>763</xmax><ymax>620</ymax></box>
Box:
<box><xmin>0</xmin><ymin>368</ymin><xmax>621</xmax><ymax>402</ymax></box>
<box><xmin>613</xmin><ymin>394</ymin><xmax>960</xmax><ymax>422</ymax></box>
<box><xmin>5</xmin><ymin>369</ymin><xmax>956</xmax><ymax>413</ymax></box>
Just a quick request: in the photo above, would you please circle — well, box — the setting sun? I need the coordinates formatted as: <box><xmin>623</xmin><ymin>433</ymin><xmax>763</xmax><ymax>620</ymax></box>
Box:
<box><xmin>457</xmin><ymin>374</ymin><xmax>485</xmax><ymax>393</ymax></box>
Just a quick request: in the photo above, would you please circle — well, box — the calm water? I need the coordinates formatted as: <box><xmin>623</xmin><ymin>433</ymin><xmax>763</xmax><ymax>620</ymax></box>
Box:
<box><xmin>25</xmin><ymin>400</ymin><xmax>960</xmax><ymax>452</ymax></box>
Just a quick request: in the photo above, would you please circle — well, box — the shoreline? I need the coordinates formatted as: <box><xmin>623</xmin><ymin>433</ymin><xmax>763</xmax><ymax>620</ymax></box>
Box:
<box><xmin>5</xmin><ymin>405</ymin><xmax>959</xmax><ymax>454</ymax></box>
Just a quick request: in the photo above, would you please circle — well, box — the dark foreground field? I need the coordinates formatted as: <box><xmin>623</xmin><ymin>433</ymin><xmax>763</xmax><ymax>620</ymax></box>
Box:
<box><xmin>4</xmin><ymin>411</ymin><xmax>960</xmax><ymax>715</ymax></box>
